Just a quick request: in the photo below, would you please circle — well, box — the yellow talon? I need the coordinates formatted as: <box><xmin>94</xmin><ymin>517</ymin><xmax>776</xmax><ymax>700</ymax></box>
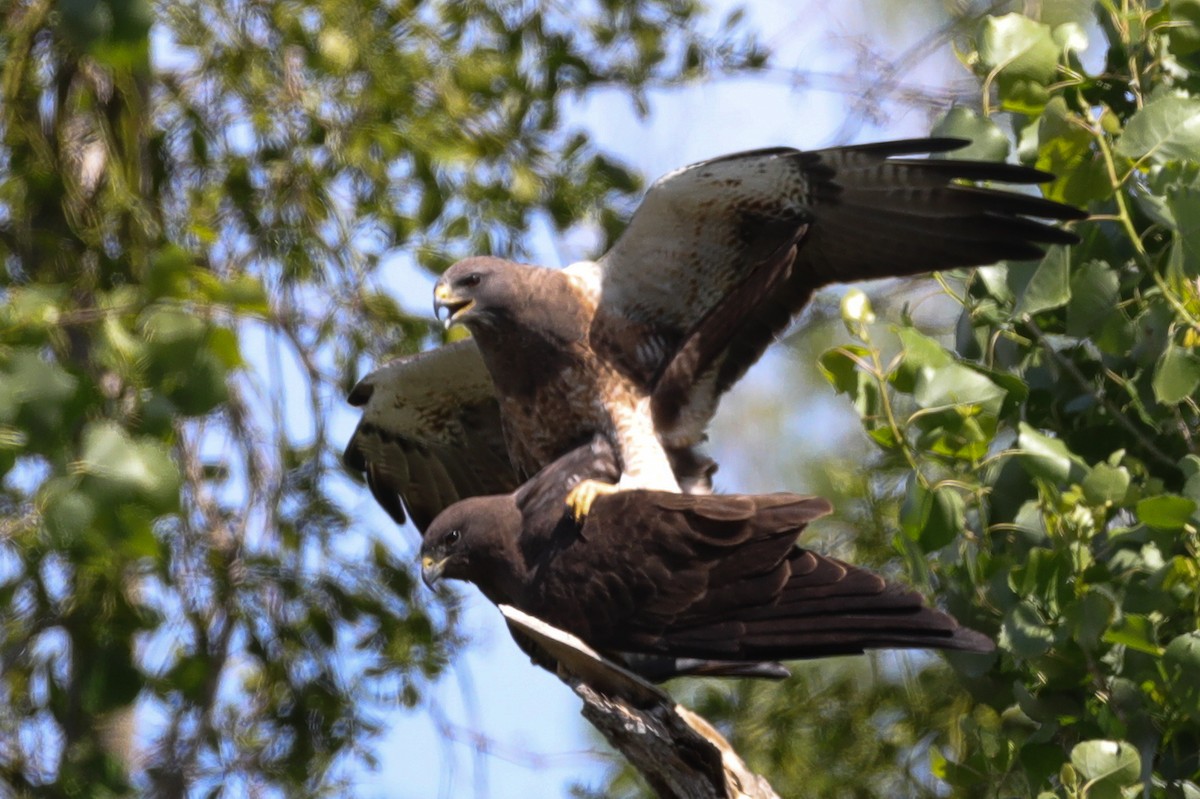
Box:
<box><xmin>566</xmin><ymin>479</ymin><xmax>620</xmax><ymax>521</ymax></box>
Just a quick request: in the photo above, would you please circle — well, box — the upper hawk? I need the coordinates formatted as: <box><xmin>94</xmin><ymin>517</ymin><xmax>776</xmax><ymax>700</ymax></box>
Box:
<box><xmin>345</xmin><ymin>138</ymin><xmax>1085</xmax><ymax>529</ymax></box>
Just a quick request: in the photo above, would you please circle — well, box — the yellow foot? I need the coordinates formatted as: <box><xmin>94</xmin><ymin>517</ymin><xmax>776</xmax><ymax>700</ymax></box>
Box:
<box><xmin>565</xmin><ymin>479</ymin><xmax>620</xmax><ymax>521</ymax></box>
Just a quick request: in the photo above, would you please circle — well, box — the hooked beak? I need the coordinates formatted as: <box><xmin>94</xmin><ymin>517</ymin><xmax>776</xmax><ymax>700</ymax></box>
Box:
<box><xmin>433</xmin><ymin>281</ymin><xmax>474</xmax><ymax>329</ymax></box>
<box><xmin>420</xmin><ymin>555</ymin><xmax>447</xmax><ymax>590</ymax></box>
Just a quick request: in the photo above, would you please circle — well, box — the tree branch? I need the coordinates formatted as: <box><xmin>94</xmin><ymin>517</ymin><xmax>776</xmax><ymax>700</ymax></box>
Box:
<box><xmin>499</xmin><ymin>606</ymin><xmax>780</xmax><ymax>799</ymax></box>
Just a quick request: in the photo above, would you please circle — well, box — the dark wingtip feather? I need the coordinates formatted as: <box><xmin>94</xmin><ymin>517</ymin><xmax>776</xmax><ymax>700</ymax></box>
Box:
<box><xmin>342</xmin><ymin>436</ymin><xmax>365</xmax><ymax>471</ymax></box>
<box><xmin>366</xmin><ymin>465</ymin><xmax>410</xmax><ymax>527</ymax></box>
<box><xmin>944</xmin><ymin>626</ymin><xmax>996</xmax><ymax>654</ymax></box>
<box><xmin>347</xmin><ymin>375</ymin><xmax>374</xmax><ymax>407</ymax></box>
<box><xmin>842</xmin><ymin>137</ymin><xmax>972</xmax><ymax>156</ymax></box>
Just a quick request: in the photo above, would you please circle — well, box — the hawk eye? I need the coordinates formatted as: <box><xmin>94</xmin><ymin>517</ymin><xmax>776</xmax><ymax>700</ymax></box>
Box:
<box><xmin>457</xmin><ymin>273</ymin><xmax>482</xmax><ymax>288</ymax></box>
<box><xmin>446</xmin><ymin>529</ymin><xmax>461</xmax><ymax>545</ymax></box>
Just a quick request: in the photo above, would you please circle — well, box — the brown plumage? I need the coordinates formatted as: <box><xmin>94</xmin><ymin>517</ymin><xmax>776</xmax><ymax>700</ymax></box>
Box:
<box><xmin>419</xmin><ymin>439</ymin><xmax>994</xmax><ymax>681</ymax></box>
<box><xmin>347</xmin><ymin>138</ymin><xmax>1086</xmax><ymax>528</ymax></box>
<box><xmin>342</xmin><ymin>341</ymin><xmax>519</xmax><ymax>531</ymax></box>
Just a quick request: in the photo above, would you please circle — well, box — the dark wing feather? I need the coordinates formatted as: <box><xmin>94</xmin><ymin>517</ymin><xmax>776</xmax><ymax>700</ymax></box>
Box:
<box><xmin>343</xmin><ymin>340</ymin><xmax>519</xmax><ymax>533</ymax></box>
<box><xmin>534</xmin><ymin>490</ymin><xmax>992</xmax><ymax>662</ymax></box>
<box><xmin>514</xmin><ymin>436</ymin><xmax>621</xmax><ymax>532</ymax></box>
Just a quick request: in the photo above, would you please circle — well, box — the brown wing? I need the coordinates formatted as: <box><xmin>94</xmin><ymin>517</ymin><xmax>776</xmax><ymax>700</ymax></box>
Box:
<box><xmin>534</xmin><ymin>491</ymin><xmax>993</xmax><ymax>660</ymax></box>
<box><xmin>646</xmin><ymin>138</ymin><xmax>1087</xmax><ymax>440</ymax></box>
<box><xmin>343</xmin><ymin>340</ymin><xmax>519</xmax><ymax>534</ymax></box>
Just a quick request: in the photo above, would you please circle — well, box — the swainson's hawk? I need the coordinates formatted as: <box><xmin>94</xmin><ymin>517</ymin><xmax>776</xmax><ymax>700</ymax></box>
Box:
<box><xmin>418</xmin><ymin>438</ymin><xmax>993</xmax><ymax>681</ymax></box>
<box><xmin>347</xmin><ymin>138</ymin><xmax>1085</xmax><ymax>527</ymax></box>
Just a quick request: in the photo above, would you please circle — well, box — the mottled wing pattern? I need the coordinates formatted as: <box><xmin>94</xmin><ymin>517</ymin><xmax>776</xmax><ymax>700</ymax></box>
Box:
<box><xmin>648</xmin><ymin>139</ymin><xmax>1087</xmax><ymax>441</ymax></box>
<box><xmin>587</xmin><ymin>146</ymin><xmax>814</xmax><ymax>379</ymax></box>
<box><xmin>343</xmin><ymin>339</ymin><xmax>519</xmax><ymax>534</ymax></box>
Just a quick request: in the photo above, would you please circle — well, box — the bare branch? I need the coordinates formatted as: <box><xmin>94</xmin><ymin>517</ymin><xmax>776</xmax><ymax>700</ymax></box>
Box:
<box><xmin>500</xmin><ymin>606</ymin><xmax>780</xmax><ymax>799</ymax></box>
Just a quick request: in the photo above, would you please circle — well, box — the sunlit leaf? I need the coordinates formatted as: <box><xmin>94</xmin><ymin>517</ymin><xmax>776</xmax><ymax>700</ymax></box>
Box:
<box><xmin>1136</xmin><ymin>494</ymin><xmax>1197</xmax><ymax>530</ymax></box>
<box><xmin>1069</xmin><ymin>740</ymin><xmax>1141</xmax><ymax>784</ymax></box>
<box><xmin>1081</xmin><ymin>462</ymin><xmax>1130</xmax><ymax>506</ymax></box>
<box><xmin>931</xmin><ymin>107</ymin><xmax>1010</xmax><ymax>161</ymax></box>
<box><xmin>77</xmin><ymin>421</ymin><xmax>181</xmax><ymax>514</ymax></box>
<box><xmin>1016</xmin><ymin>423</ymin><xmax>1089</xmax><ymax>484</ymax></box>
<box><xmin>1103</xmin><ymin>614</ymin><xmax>1162</xmax><ymax>656</ymax></box>
<box><xmin>1002</xmin><ymin>601</ymin><xmax>1056</xmax><ymax>658</ymax></box>
<box><xmin>1115</xmin><ymin>94</ymin><xmax>1200</xmax><ymax>164</ymax></box>
<box><xmin>977</xmin><ymin>14</ymin><xmax>1060</xmax><ymax>112</ymax></box>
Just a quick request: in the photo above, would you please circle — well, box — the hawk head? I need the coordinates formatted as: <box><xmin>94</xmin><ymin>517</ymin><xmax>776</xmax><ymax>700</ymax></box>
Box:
<box><xmin>418</xmin><ymin>494</ymin><xmax>523</xmax><ymax>598</ymax></box>
<box><xmin>434</xmin><ymin>256</ymin><xmax>525</xmax><ymax>330</ymax></box>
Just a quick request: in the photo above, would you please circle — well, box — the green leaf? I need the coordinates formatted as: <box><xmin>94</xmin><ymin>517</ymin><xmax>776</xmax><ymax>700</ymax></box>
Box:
<box><xmin>1166</xmin><ymin>186</ymin><xmax>1200</xmax><ymax>278</ymax></box>
<box><xmin>1002</xmin><ymin>601</ymin><xmax>1056</xmax><ymax>658</ymax></box>
<box><xmin>977</xmin><ymin>14</ymin><xmax>1060</xmax><ymax>113</ymax></box>
<box><xmin>819</xmin><ymin>345</ymin><xmax>870</xmax><ymax>394</ymax></box>
<box><xmin>1103</xmin><ymin>614</ymin><xmax>1163</xmax><ymax>655</ymax></box>
<box><xmin>1037</xmin><ymin>97</ymin><xmax>1111</xmax><ymax>205</ymax></box>
<box><xmin>145</xmin><ymin>244</ymin><xmax>195</xmax><ymax>299</ymax></box>
<box><xmin>1012</xmin><ymin>246</ymin><xmax>1071</xmax><ymax>315</ymax></box>
<box><xmin>140</xmin><ymin>305</ymin><xmax>208</xmax><ymax>362</ymax></box>
<box><xmin>1152</xmin><ymin>345</ymin><xmax>1200</xmax><ymax>404</ymax></box>
<box><xmin>1163</xmin><ymin>631</ymin><xmax>1200</xmax><ymax>720</ymax></box>
<box><xmin>195</xmin><ymin>271</ymin><xmax>271</xmax><ymax>315</ymax></box>
<box><xmin>891</xmin><ymin>327</ymin><xmax>953</xmax><ymax>393</ymax></box>
<box><xmin>930</xmin><ymin>107</ymin><xmax>1011</xmax><ymax>161</ymax></box>
<box><xmin>78</xmin><ymin>421</ymin><xmax>181</xmax><ymax>515</ymax></box>
<box><xmin>975</xmin><ymin>264</ymin><xmax>1013</xmax><ymax>304</ymax></box>
<box><xmin>900</xmin><ymin>481</ymin><xmax>964</xmax><ymax>552</ymax></box>
<box><xmin>1065</xmin><ymin>591</ymin><xmax>1113</xmax><ymax>652</ymax></box>
<box><xmin>1166</xmin><ymin>633</ymin><xmax>1200</xmax><ymax>719</ymax></box>
<box><xmin>1069</xmin><ymin>740</ymin><xmax>1141</xmax><ymax>784</ymax></box>
<box><xmin>0</xmin><ymin>349</ymin><xmax>86</xmax><ymax>446</ymax></box>
<box><xmin>1169</xmin><ymin>0</ymin><xmax>1200</xmax><ymax>57</ymax></box>
<box><xmin>1081</xmin><ymin>462</ymin><xmax>1130</xmax><ymax>506</ymax></box>
<box><xmin>1136</xmin><ymin>494</ymin><xmax>1197</xmax><ymax>530</ymax></box>
<box><xmin>912</xmin><ymin>362</ymin><xmax>1007</xmax><ymax>414</ymax></box>
<box><xmin>1066</xmin><ymin>261</ymin><xmax>1120</xmax><ymax>338</ymax></box>
<box><xmin>41</xmin><ymin>480</ymin><xmax>98</xmax><ymax>546</ymax></box>
<box><xmin>818</xmin><ymin>345</ymin><xmax>880</xmax><ymax>422</ymax></box>
<box><xmin>903</xmin><ymin>353</ymin><xmax>1006</xmax><ymax>460</ymax></box>
<box><xmin>1017</xmin><ymin>423</ymin><xmax>1089</xmax><ymax>484</ymax></box>
<box><xmin>1115</xmin><ymin>94</ymin><xmax>1200</xmax><ymax>165</ymax></box>
<box><xmin>1010</xmin><ymin>546</ymin><xmax>1067</xmax><ymax>606</ymax></box>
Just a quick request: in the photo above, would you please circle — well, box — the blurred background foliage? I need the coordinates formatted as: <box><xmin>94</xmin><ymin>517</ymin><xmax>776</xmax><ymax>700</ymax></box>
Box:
<box><xmin>0</xmin><ymin>0</ymin><xmax>763</xmax><ymax>794</ymax></box>
<box><xmin>2</xmin><ymin>0</ymin><xmax>1199</xmax><ymax>797</ymax></box>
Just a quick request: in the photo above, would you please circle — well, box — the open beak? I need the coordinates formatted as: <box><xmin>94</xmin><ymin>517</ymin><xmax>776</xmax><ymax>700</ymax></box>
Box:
<box><xmin>420</xmin><ymin>555</ymin><xmax>447</xmax><ymax>590</ymax></box>
<box><xmin>433</xmin><ymin>282</ymin><xmax>474</xmax><ymax>329</ymax></box>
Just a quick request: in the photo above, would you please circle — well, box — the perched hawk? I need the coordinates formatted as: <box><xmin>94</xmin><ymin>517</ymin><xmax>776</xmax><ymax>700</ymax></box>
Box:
<box><xmin>418</xmin><ymin>438</ymin><xmax>994</xmax><ymax>682</ymax></box>
<box><xmin>346</xmin><ymin>138</ymin><xmax>1085</xmax><ymax>528</ymax></box>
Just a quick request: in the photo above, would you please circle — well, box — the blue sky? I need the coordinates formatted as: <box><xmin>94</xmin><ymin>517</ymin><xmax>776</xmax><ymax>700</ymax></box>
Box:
<box><xmin>339</xmin><ymin>3</ymin><xmax>974</xmax><ymax>797</ymax></box>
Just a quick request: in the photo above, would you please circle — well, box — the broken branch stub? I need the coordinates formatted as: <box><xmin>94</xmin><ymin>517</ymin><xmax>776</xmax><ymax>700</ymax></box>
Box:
<box><xmin>498</xmin><ymin>605</ymin><xmax>781</xmax><ymax>799</ymax></box>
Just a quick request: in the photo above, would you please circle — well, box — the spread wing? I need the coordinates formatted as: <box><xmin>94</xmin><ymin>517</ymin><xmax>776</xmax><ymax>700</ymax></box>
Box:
<box><xmin>539</xmin><ymin>491</ymin><xmax>992</xmax><ymax>661</ymax></box>
<box><xmin>343</xmin><ymin>340</ymin><xmax>519</xmax><ymax>533</ymax></box>
<box><xmin>586</xmin><ymin>138</ymin><xmax>1085</xmax><ymax>440</ymax></box>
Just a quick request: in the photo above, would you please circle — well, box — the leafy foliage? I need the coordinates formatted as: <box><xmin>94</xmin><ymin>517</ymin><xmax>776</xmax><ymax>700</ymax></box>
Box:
<box><xmin>594</xmin><ymin>2</ymin><xmax>1200</xmax><ymax>797</ymax></box>
<box><xmin>0</xmin><ymin>0</ymin><xmax>764</xmax><ymax>794</ymax></box>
